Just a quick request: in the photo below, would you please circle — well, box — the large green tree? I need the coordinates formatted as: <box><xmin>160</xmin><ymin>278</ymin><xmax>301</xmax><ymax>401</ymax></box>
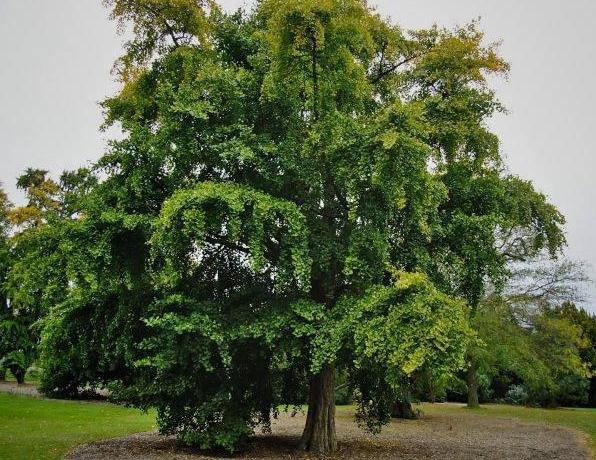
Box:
<box><xmin>450</xmin><ymin>175</ymin><xmax>565</xmax><ymax>408</ymax></box>
<box><xmin>376</xmin><ymin>22</ymin><xmax>566</xmax><ymax>409</ymax></box>
<box><xmin>27</xmin><ymin>0</ymin><xmax>565</xmax><ymax>453</ymax></box>
<box><xmin>34</xmin><ymin>0</ymin><xmax>476</xmax><ymax>452</ymax></box>
<box><xmin>398</xmin><ymin>28</ymin><xmax>566</xmax><ymax>407</ymax></box>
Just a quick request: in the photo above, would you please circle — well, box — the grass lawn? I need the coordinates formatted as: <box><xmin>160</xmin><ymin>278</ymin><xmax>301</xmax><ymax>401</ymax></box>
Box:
<box><xmin>0</xmin><ymin>392</ymin><xmax>155</xmax><ymax>460</ymax></box>
<box><xmin>1</xmin><ymin>393</ymin><xmax>595</xmax><ymax>460</ymax></box>
<box><xmin>421</xmin><ymin>402</ymin><xmax>596</xmax><ymax>458</ymax></box>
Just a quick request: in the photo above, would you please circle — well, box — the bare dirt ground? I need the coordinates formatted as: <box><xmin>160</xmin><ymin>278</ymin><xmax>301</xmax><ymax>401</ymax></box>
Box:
<box><xmin>67</xmin><ymin>405</ymin><xmax>589</xmax><ymax>460</ymax></box>
<box><xmin>0</xmin><ymin>381</ymin><xmax>40</xmax><ymax>397</ymax></box>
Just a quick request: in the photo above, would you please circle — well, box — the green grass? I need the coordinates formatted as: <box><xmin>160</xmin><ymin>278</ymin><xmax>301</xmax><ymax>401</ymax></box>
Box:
<box><xmin>421</xmin><ymin>402</ymin><xmax>596</xmax><ymax>458</ymax></box>
<box><xmin>1</xmin><ymin>393</ymin><xmax>595</xmax><ymax>460</ymax></box>
<box><xmin>0</xmin><ymin>393</ymin><xmax>155</xmax><ymax>460</ymax></box>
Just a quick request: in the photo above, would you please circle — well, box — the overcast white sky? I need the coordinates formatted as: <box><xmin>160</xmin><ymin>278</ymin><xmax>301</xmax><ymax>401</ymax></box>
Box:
<box><xmin>1</xmin><ymin>0</ymin><xmax>595</xmax><ymax>310</ymax></box>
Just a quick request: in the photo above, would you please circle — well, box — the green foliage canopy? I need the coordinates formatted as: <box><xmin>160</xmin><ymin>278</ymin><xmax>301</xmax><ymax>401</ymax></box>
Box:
<box><xmin>3</xmin><ymin>0</ymin><xmax>566</xmax><ymax>452</ymax></box>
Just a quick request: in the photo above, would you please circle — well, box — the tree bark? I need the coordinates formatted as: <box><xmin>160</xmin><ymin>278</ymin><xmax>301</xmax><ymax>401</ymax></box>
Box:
<box><xmin>392</xmin><ymin>398</ymin><xmax>417</xmax><ymax>419</ymax></box>
<box><xmin>10</xmin><ymin>366</ymin><xmax>25</xmax><ymax>385</ymax></box>
<box><xmin>14</xmin><ymin>369</ymin><xmax>25</xmax><ymax>385</ymax></box>
<box><xmin>428</xmin><ymin>386</ymin><xmax>436</xmax><ymax>403</ymax></box>
<box><xmin>299</xmin><ymin>363</ymin><xmax>337</xmax><ymax>453</ymax></box>
<box><xmin>466</xmin><ymin>363</ymin><xmax>480</xmax><ymax>408</ymax></box>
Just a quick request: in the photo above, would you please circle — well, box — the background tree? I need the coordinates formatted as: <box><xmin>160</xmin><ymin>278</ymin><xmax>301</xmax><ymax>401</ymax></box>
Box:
<box><xmin>504</xmin><ymin>258</ymin><xmax>592</xmax><ymax>406</ymax></box>
<box><xmin>7</xmin><ymin>168</ymin><xmax>61</xmax><ymax>229</ymax></box>
<box><xmin>0</xmin><ymin>168</ymin><xmax>95</xmax><ymax>386</ymax></box>
<box><xmin>395</xmin><ymin>25</ymin><xmax>567</xmax><ymax>407</ymax></box>
<box><xmin>460</xmin><ymin>179</ymin><xmax>565</xmax><ymax>408</ymax></box>
<box><xmin>530</xmin><ymin>311</ymin><xmax>590</xmax><ymax>406</ymax></box>
<box><xmin>468</xmin><ymin>296</ymin><xmax>587</xmax><ymax>406</ymax></box>
<box><xmin>0</xmin><ymin>315</ymin><xmax>37</xmax><ymax>384</ymax></box>
<box><xmin>0</xmin><ymin>170</ymin><xmax>62</xmax><ymax>384</ymax></box>
<box><xmin>543</xmin><ymin>302</ymin><xmax>596</xmax><ymax>406</ymax></box>
<box><xmin>435</xmin><ymin>260</ymin><xmax>592</xmax><ymax>407</ymax></box>
<box><xmin>0</xmin><ymin>184</ymin><xmax>12</xmax><ymax>381</ymax></box>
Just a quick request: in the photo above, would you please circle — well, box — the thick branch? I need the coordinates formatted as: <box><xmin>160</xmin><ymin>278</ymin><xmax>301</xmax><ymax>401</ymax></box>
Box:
<box><xmin>204</xmin><ymin>235</ymin><xmax>250</xmax><ymax>255</ymax></box>
<box><xmin>370</xmin><ymin>52</ymin><xmax>425</xmax><ymax>84</ymax></box>
<box><xmin>163</xmin><ymin>20</ymin><xmax>181</xmax><ymax>47</ymax></box>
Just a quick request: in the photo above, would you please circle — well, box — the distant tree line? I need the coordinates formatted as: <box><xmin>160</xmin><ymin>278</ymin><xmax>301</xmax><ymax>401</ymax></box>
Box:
<box><xmin>417</xmin><ymin>298</ymin><xmax>596</xmax><ymax>408</ymax></box>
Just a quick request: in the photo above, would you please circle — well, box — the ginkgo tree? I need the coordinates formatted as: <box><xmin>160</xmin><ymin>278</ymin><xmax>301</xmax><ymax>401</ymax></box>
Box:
<box><xmin>25</xmin><ymin>0</ymin><xmax>563</xmax><ymax>454</ymax></box>
<box><xmin>398</xmin><ymin>23</ymin><xmax>566</xmax><ymax>408</ymax></box>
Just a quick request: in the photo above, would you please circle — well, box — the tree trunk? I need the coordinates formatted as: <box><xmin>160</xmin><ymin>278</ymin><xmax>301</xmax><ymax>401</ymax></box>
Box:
<box><xmin>428</xmin><ymin>386</ymin><xmax>436</xmax><ymax>403</ymax></box>
<box><xmin>15</xmin><ymin>370</ymin><xmax>25</xmax><ymax>385</ymax></box>
<box><xmin>299</xmin><ymin>363</ymin><xmax>337</xmax><ymax>453</ymax></box>
<box><xmin>392</xmin><ymin>398</ymin><xmax>417</xmax><ymax>419</ymax></box>
<box><xmin>10</xmin><ymin>366</ymin><xmax>25</xmax><ymax>385</ymax></box>
<box><xmin>466</xmin><ymin>363</ymin><xmax>479</xmax><ymax>408</ymax></box>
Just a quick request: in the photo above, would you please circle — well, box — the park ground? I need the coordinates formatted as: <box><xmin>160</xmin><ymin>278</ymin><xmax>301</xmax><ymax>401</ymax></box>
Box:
<box><xmin>0</xmin><ymin>382</ymin><xmax>594</xmax><ymax>460</ymax></box>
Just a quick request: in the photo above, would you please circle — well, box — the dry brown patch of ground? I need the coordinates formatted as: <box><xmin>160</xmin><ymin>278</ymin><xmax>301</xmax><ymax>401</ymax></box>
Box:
<box><xmin>67</xmin><ymin>405</ymin><xmax>588</xmax><ymax>460</ymax></box>
<box><xmin>0</xmin><ymin>381</ymin><xmax>40</xmax><ymax>397</ymax></box>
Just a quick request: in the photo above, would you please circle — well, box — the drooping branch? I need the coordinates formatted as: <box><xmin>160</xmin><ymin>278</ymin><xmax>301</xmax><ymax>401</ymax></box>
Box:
<box><xmin>153</xmin><ymin>182</ymin><xmax>312</xmax><ymax>288</ymax></box>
